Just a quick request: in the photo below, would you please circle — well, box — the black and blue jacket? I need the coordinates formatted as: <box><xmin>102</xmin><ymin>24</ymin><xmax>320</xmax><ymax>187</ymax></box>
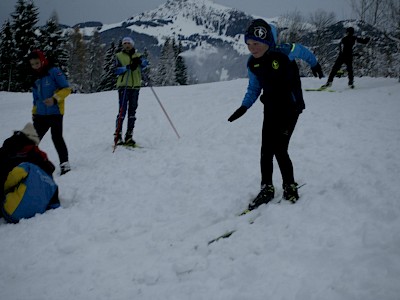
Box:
<box><xmin>242</xmin><ymin>44</ymin><xmax>318</xmax><ymax>114</ymax></box>
<box><xmin>242</xmin><ymin>49</ymin><xmax>302</xmax><ymax>116</ymax></box>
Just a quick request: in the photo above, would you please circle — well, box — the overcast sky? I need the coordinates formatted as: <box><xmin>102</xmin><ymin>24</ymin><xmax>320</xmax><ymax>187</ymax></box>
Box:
<box><xmin>1</xmin><ymin>0</ymin><xmax>353</xmax><ymax>27</ymax></box>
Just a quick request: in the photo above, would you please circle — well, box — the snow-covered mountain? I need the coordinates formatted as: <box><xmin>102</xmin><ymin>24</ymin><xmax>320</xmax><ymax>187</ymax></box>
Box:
<box><xmin>72</xmin><ymin>0</ymin><xmax>397</xmax><ymax>83</ymax></box>
<box><xmin>77</xmin><ymin>0</ymin><xmax>271</xmax><ymax>83</ymax></box>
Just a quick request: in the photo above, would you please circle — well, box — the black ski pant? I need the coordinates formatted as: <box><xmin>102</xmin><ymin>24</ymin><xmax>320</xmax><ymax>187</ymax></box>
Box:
<box><xmin>327</xmin><ymin>54</ymin><xmax>354</xmax><ymax>84</ymax></box>
<box><xmin>260</xmin><ymin>112</ymin><xmax>299</xmax><ymax>187</ymax></box>
<box><xmin>33</xmin><ymin>115</ymin><xmax>69</xmax><ymax>164</ymax></box>
<box><xmin>116</xmin><ymin>88</ymin><xmax>139</xmax><ymax>135</ymax></box>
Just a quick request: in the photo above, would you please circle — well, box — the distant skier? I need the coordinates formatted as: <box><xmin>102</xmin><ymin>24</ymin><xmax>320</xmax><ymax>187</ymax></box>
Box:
<box><xmin>321</xmin><ymin>27</ymin><xmax>370</xmax><ymax>89</ymax></box>
<box><xmin>114</xmin><ymin>37</ymin><xmax>148</xmax><ymax>147</ymax></box>
<box><xmin>228</xmin><ymin>19</ymin><xmax>323</xmax><ymax>209</ymax></box>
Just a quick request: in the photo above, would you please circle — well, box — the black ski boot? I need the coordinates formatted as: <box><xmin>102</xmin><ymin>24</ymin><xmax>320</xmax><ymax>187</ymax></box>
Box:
<box><xmin>124</xmin><ymin>130</ymin><xmax>136</xmax><ymax>147</ymax></box>
<box><xmin>320</xmin><ymin>81</ymin><xmax>332</xmax><ymax>89</ymax></box>
<box><xmin>60</xmin><ymin>161</ymin><xmax>71</xmax><ymax>175</ymax></box>
<box><xmin>248</xmin><ymin>184</ymin><xmax>275</xmax><ymax>210</ymax></box>
<box><xmin>283</xmin><ymin>182</ymin><xmax>299</xmax><ymax>203</ymax></box>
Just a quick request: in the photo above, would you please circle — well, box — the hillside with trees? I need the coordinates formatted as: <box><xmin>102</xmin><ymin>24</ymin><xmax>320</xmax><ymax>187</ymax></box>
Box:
<box><xmin>0</xmin><ymin>0</ymin><xmax>398</xmax><ymax>93</ymax></box>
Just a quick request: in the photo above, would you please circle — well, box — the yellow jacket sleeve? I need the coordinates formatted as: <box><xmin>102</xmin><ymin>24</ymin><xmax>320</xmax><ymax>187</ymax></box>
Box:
<box><xmin>53</xmin><ymin>87</ymin><xmax>72</xmax><ymax>115</ymax></box>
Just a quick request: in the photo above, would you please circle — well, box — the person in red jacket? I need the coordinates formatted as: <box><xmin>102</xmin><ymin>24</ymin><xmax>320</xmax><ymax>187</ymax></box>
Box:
<box><xmin>321</xmin><ymin>27</ymin><xmax>370</xmax><ymax>89</ymax></box>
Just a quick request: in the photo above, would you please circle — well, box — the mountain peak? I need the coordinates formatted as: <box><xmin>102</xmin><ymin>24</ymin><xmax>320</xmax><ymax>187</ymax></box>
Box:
<box><xmin>124</xmin><ymin>0</ymin><xmax>250</xmax><ymax>42</ymax></box>
<box><xmin>132</xmin><ymin>0</ymin><xmax>237</xmax><ymax>22</ymax></box>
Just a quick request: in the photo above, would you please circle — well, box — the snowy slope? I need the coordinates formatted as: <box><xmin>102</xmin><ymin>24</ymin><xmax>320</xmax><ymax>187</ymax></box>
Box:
<box><xmin>0</xmin><ymin>77</ymin><xmax>400</xmax><ymax>300</ymax></box>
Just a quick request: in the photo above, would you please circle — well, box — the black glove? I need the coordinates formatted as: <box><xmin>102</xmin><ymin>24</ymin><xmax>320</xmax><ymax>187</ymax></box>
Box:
<box><xmin>260</xmin><ymin>94</ymin><xmax>266</xmax><ymax>104</ymax></box>
<box><xmin>228</xmin><ymin>106</ymin><xmax>247</xmax><ymax>122</ymax></box>
<box><xmin>311</xmin><ymin>62</ymin><xmax>324</xmax><ymax>79</ymax></box>
<box><xmin>127</xmin><ymin>57</ymin><xmax>141</xmax><ymax>70</ymax></box>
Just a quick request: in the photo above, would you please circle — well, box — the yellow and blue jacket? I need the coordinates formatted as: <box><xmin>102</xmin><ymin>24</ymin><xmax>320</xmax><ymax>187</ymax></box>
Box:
<box><xmin>32</xmin><ymin>67</ymin><xmax>71</xmax><ymax>116</ymax></box>
<box><xmin>1</xmin><ymin>162</ymin><xmax>58</xmax><ymax>223</ymax></box>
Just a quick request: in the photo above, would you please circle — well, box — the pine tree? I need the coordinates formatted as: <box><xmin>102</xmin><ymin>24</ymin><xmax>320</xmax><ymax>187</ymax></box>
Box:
<box><xmin>97</xmin><ymin>41</ymin><xmax>117</xmax><ymax>92</ymax></box>
<box><xmin>175</xmin><ymin>41</ymin><xmax>188</xmax><ymax>85</ymax></box>
<box><xmin>66</xmin><ymin>27</ymin><xmax>86</xmax><ymax>92</ymax></box>
<box><xmin>153</xmin><ymin>37</ymin><xmax>177</xmax><ymax>86</ymax></box>
<box><xmin>0</xmin><ymin>20</ymin><xmax>14</xmax><ymax>91</ymax></box>
<box><xmin>141</xmin><ymin>47</ymin><xmax>151</xmax><ymax>87</ymax></box>
<box><xmin>308</xmin><ymin>10</ymin><xmax>336</xmax><ymax>75</ymax></box>
<box><xmin>40</xmin><ymin>13</ymin><xmax>69</xmax><ymax>74</ymax></box>
<box><xmin>11</xmin><ymin>0</ymin><xmax>40</xmax><ymax>91</ymax></box>
<box><xmin>85</xmin><ymin>29</ymin><xmax>105</xmax><ymax>93</ymax></box>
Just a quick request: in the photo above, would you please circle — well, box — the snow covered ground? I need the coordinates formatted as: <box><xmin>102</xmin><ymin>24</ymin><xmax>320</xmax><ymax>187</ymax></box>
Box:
<box><xmin>0</xmin><ymin>76</ymin><xmax>399</xmax><ymax>300</ymax></box>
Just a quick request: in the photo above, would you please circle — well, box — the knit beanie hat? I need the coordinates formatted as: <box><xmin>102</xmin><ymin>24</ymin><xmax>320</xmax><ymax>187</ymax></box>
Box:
<box><xmin>122</xmin><ymin>37</ymin><xmax>135</xmax><ymax>46</ymax></box>
<box><xmin>244</xmin><ymin>19</ymin><xmax>275</xmax><ymax>47</ymax></box>
<box><xmin>20</xmin><ymin>122</ymin><xmax>40</xmax><ymax>145</ymax></box>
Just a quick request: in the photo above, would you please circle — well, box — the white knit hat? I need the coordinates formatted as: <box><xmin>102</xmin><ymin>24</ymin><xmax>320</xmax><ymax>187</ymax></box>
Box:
<box><xmin>122</xmin><ymin>36</ymin><xmax>135</xmax><ymax>46</ymax></box>
<box><xmin>20</xmin><ymin>122</ymin><xmax>40</xmax><ymax>145</ymax></box>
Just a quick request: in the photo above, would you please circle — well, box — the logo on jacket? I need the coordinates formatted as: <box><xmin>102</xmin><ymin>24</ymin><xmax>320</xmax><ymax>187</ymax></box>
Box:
<box><xmin>272</xmin><ymin>60</ymin><xmax>279</xmax><ymax>70</ymax></box>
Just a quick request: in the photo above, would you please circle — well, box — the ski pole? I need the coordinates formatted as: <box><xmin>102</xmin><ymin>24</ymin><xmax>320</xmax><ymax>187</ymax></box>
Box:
<box><xmin>148</xmin><ymin>83</ymin><xmax>180</xmax><ymax>139</ymax></box>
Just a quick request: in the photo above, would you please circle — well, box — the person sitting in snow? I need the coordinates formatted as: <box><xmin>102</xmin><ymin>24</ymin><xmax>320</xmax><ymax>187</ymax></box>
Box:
<box><xmin>0</xmin><ymin>123</ymin><xmax>60</xmax><ymax>223</ymax></box>
<box><xmin>321</xmin><ymin>26</ymin><xmax>370</xmax><ymax>89</ymax></box>
<box><xmin>228</xmin><ymin>18</ymin><xmax>323</xmax><ymax>210</ymax></box>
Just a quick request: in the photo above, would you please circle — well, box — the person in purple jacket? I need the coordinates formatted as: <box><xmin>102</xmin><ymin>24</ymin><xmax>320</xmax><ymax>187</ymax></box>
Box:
<box><xmin>28</xmin><ymin>50</ymin><xmax>72</xmax><ymax>175</ymax></box>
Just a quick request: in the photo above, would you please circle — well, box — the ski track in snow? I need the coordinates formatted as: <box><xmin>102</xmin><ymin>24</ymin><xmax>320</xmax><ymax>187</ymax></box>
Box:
<box><xmin>0</xmin><ymin>77</ymin><xmax>400</xmax><ymax>300</ymax></box>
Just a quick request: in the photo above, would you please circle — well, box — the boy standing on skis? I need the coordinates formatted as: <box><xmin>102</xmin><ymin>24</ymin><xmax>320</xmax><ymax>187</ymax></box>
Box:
<box><xmin>114</xmin><ymin>37</ymin><xmax>148</xmax><ymax>147</ymax></box>
<box><xmin>321</xmin><ymin>27</ymin><xmax>370</xmax><ymax>89</ymax></box>
<box><xmin>228</xmin><ymin>19</ymin><xmax>322</xmax><ymax>210</ymax></box>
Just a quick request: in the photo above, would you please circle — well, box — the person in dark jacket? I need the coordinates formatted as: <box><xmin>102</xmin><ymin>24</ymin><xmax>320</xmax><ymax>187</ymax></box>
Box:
<box><xmin>113</xmin><ymin>37</ymin><xmax>148</xmax><ymax>147</ymax></box>
<box><xmin>228</xmin><ymin>19</ymin><xmax>321</xmax><ymax>209</ymax></box>
<box><xmin>0</xmin><ymin>123</ymin><xmax>60</xmax><ymax>223</ymax></box>
<box><xmin>28</xmin><ymin>50</ymin><xmax>72</xmax><ymax>175</ymax></box>
<box><xmin>321</xmin><ymin>27</ymin><xmax>370</xmax><ymax>89</ymax></box>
